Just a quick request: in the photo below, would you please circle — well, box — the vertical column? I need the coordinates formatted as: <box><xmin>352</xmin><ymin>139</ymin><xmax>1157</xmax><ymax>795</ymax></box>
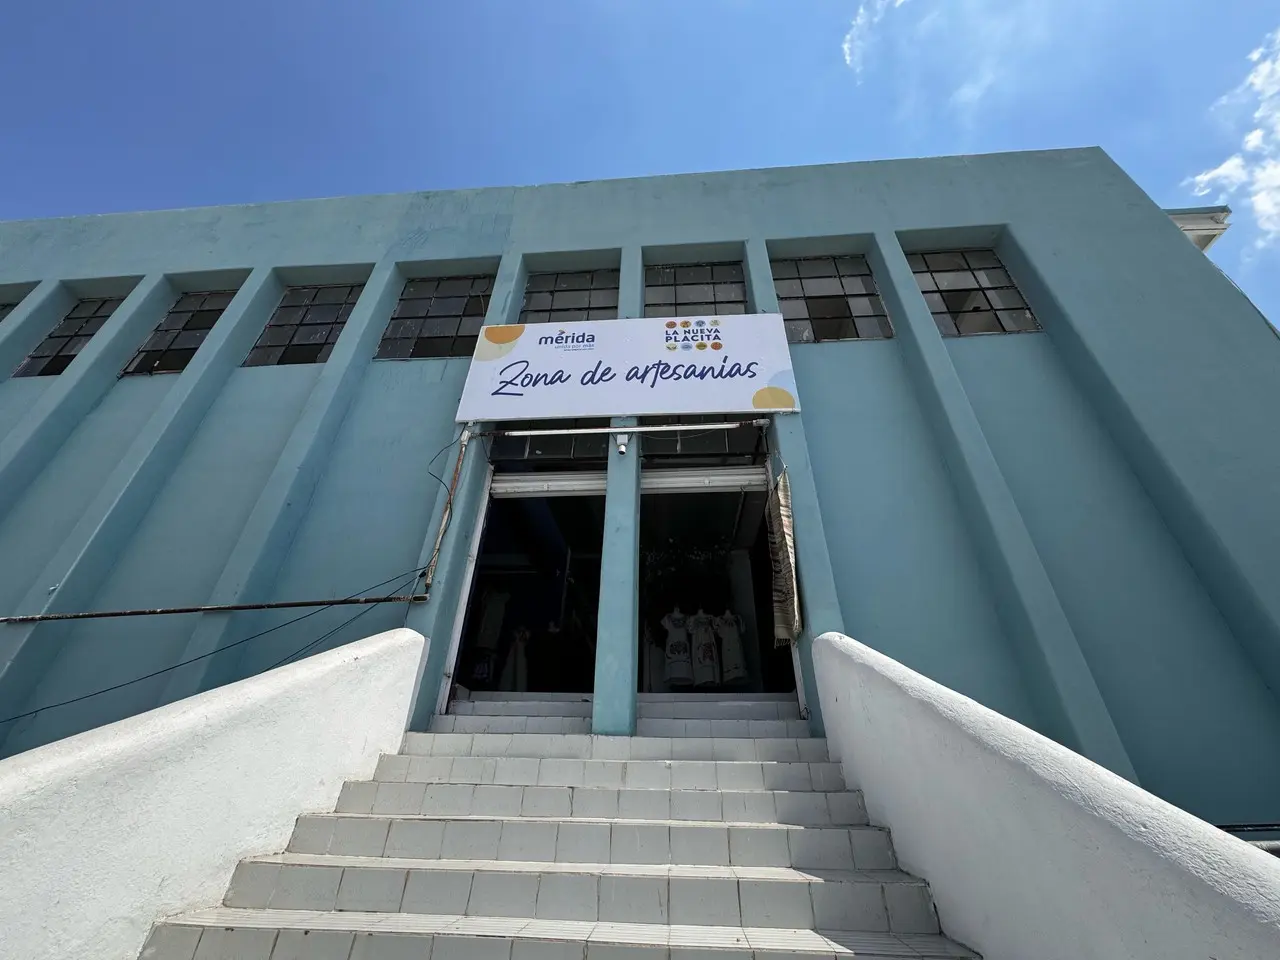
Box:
<box><xmin>617</xmin><ymin>246</ymin><xmax>643</xmax><ymax>320</ymax></box>
<box><xmin>744</xmin><ymin>238</ymin><xmax>842</xmax><ymax>734</ymax></box>
<box><xmin>868</xmin><ymin>230</ymin><xmax>1136</xmax><ymax>777</ymax></box>
<box><xmin>593</xmin><ymin>417</ymin><xmax>642</xmax><ymax>734</ymax></box>
<box><xmin>405</xmin><ymin>251</ymin><xmax>526</xmax><ymax>730</ymax></box>
<box><xmin>160</xmin><ymin>260</ymin><xmax>404</xmax><ymax>703</ymax></box>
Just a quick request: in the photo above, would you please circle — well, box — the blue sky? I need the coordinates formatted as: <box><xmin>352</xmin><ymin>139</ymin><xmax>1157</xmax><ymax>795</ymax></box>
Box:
<box><xmin>1</xmin><ymin>1</ymin><xmax>1277</xmax><ymax>323</ymax></box>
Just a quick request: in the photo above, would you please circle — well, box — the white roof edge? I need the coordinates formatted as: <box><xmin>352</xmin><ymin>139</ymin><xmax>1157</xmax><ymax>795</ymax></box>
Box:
<box><xmin>1166</xmin><ymin>207</ymin><xmax>1231</xmax><ymax>251</ymax></box>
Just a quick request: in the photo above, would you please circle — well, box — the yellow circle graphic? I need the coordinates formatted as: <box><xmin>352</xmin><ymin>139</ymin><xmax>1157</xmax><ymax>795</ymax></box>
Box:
<box><xmin>472</xmin><ymin>324</ymin><xmax>525</xmax><ymax>361</ymax></box>
<box><xmin>752</xmin><ymin>386</ymin><xmax>796</xmax><ymax>409</ymax></box>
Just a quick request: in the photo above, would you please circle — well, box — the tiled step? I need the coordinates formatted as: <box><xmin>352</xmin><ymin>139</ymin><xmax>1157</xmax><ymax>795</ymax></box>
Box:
<box><xmin>376</xmin><ymin>756</ymin><xmax>844</xmax><ymax>792</ymax></box>
<box><xmin>431</xmin><ymin>716</ymin><xmax>594</xmax><ymax>734</ymax></box>
<box><xmin>287</xmin><ymin>814</ymin><xmax>897</xmax><ymax>870</ymax></box>
<box><xmin>451</xmin><ymin>700</ymin><xmax>593</xmax><ymax>718</ymax></box>
<box><xmin>145</xmin><ymin>908</ymin><xmax>974</xmax><ymax>960</ymax></box>
<box><xmin>637</xmin><ymin>699</ymin><xmax>801</xmax><ymax>721</ymax></box>
<box><xmin>224</xmin><ymin>855</ymin><xmax>938</xmax><ymax>932</ymax></box>
<box><xmin>339</xmin><ymin>781</ymin><xmax>867</xmax><ymax>825</ymax></box>
<box><xmin>402</xmin><ymin>733</ymin><xmax>829</xmax><ymax>762</ymax></box>
<box><xmin>635</xmin><ymin>718</ymin><xmax>809</xmax><ymax>738</ymax></box>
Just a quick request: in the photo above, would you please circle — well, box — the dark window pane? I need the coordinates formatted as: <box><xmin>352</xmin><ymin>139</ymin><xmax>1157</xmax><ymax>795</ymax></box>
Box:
<box><xmin>713</xmin><ymin>283</ymin><xmax>744</xmax><ymax>303</ymax></box>
<box><xmin>675</xmin><ymin>304</ymin><xmax>712</xmax><ymax>317</ymax></box>
<box><xmin>524</xmin><ymin>291</ymin><xmax>553</xmax><ymax>311</ymax></box>
<box><xmin>203</xmin><ymin>292</ymin><xmax>236</xmax><ymax>310</ymax></box>
<box><xmin>715</xmin><ymin>303</ymin><xmax>745</xmax><ymax>315</ymax></box>
<box><xmin>78</xmin><ymin>315</ymin><xmax>107</xmax><ymax>336</ymax></box>
<box><xmin>592</xmin><ymin>269</ymin><xmax>620</xmax><ymax>289</ymax></box>
<box><xmin>775</xmin><ymin>279</ymin><xmax>804</xmax><ymax>298</ymax></box>
<box><xmin>964</xmin><ymin>251</ymin><xmax>1002</xmax><ymax>269</ymax></box>
<box><xmin>811</xmin><ymin>317</ymin><xmax>857</xmax><ymax>342</ymax></box>
<box><xmin>173</xmin><ymin>294</ymin><xmax>205</xmax><ymax>312</ymax></box>
<box><xmin>973</xmin><ymin>268</ymin><xmax>1012</xmax><ymax>288</ymax></box>
<box><xmin>836</xmin><ymin>257</ymin><xmax>871</xmax><ymax>277</ymax></box>
<box><xmin>807</xmin><ymin>297</ymin><xmax>852</xmax><ymax>320</ymax></box>
<box><xmin>934</xmin><ymin>271</ymin><xmax>979</xmax><ymax>291</ymax></box>
<box><xmin>258</xmin><ymin>326</ymin><xmax>293</xmax><ymax>347</ymax></box>
<box><xmin>463</xmin><ymin>296</ymin><xmax>488</xmax><ymax>316</ymax></box>
<box><xmin>554</xmin><ymin>309</ymin><xmax>589</xmax><ymax>324</ymax></box>
<box><xmin>452</xmin><ymin>335</ymin><xmax>478</xmax><ymax>356</ymax></box>
<box><xmin>998</xmin><ymin>309</ymin><xmax>1040</xmax><ymax>332</ymax></box>
<box><xmin>12</xmin><ymin>357</ymin><xmax>44</xmax><ymax>377</ymax></box>
<box><xmin>643</xmin><ymin>305</ymin><xmax>666</xmax><ymax>318</ymax></box>
<box><xmin>326</xmin><ymin>325</ymin><xmax>343</xmax><ymax>343</ymax></box>
<box><xmin>386</xmin><ymin>318</ymin><xmax>422</xmax><ymax>340</ymax></box>
<box><xmin>68</xmin><ymin>300</ymin><xmax>99</xmax><ymax>318</ymax></box>
<box><xmin>779</xmin><ymin>299</ymin><xmax>809</xmax><ymax>320</ymax></box>
<box><xmin>99</xmin><ymin>299</ymin><xmax>124</xmax><ymax>315</ymax></box>
<box><xmin>587</xmin><ymin>309</ymin><xmax>615</xmax><ymax>320</ymax></box>
<box><xmin>280</xmin><ymin>288</ymin><xmax>315</xmax><ymax>307</ymax></box>
<box><xmin>526</xmin><ymin>273</ymin><xmax>556</xmax><ymax>292</ymax></box>
<box><xmin>244</xmin><ymin>346</ymin><xmax>285</xmax><ymax>366</ymax></box>
<box><xmin>854</xmin><ymin>316</ymin><xmax>887</xmax><ymax>339</ymax></box>
<box><xmin>923</xmin><ymin>292</ymin><xmax>947</xmax><ymax>312</ymax></box>
<box><xmin>797</xmin><ymin>259</ymin><xmax>837</xmax><ymax>278</ymax></box>
<box><xmin>986</xmin><ymin>288</ymin><xmax>1027</xmax><ymax>310</ymax></box>
<box><xmin>313</xmin><ymin>286</ymin><xmax>350</xmax><ymax>304</ymax></box>
<box><xmin>675</xmin><ymin>265</ymin><xmax>712</xmax><ymax>284</ymax></box>
<box><xmin>41</xmin><ymin>354</ymin><xmax>75</xmax><ymax>375</ymax></box>
<box><xmin>848</xmin><ymin>296</ymin><xmax>886</xmax><ymax>317</ymax></box>
<box><xmin>645</xmin><ymin>266</ymin><xmax>675</xmax><ymax>286</ymax></box>
<box><xmin>303</xmin><ymin>304</ymin><xmax>340</xmax><ymax>324</ymax></box>
<box><xmin>291</xmin><ymin>325</ymin><xmax>329</xmax><ymax>345</ymax></box>
<box><xmin>645</xmin><ymin>286</ymin><xmax>675</xmax><ymax>305</ymax></box>
<box><xmin>521</xmin><ymin>312</ymin><xmax>551</xmax><ymax>324</ymax></box>
<box><xmin>905</xmin><ymin>254</ymin><xmax>929</xmax><ymax>272</ymax></box>
<box><xmin>270</xmin><ymin>306</ymin><xmax>305</xmax><ymax>326</ymax></box>
<box><xmin>956</xmin><ymin>311</ymin><xmax>1002</xmax><ymax>335</ymax></box>
<box><xmin>280</xmin><ymin>344</ymin><xmax>324</xmax><ymax>364</ymax></box>
<box><xmin>924</xmin><ymin>252</ymin><xmax>968</xmax><ymax>271</ymax></box>
<box><xmin>941</xmin><ymin>290</ymin><xmax>990</xmax><ymax>314</ymax></box>
<box><xmin>436</xmin><ymin>278</ymin><xmax>472</xmax><ymax>297</ymax></box>
<box><xmin>552</xmin><ymin>290</ymin><xmax>590</xmax><ymax>310</ymax></box>
<box><xmin>528</xmin><ymin>433</ymin><xmax>573</xmax><ymax>459</ymax></box>
<box><xmin>421</xmin><ymin>318</ymin><xmax>461</xmax><ymax>338</ymax></box>
<box><xmin>346</xmin><ymin>285</ymin><xmax>364</xmax><ymax>302</ymax></box>
<box><xmin>337</xmin><ymin>303</ymin><xmax>355</xmax><ymax>321</ymax></box>
<box><xmin>376</xmin><ymin>338</ymin><xmax>414</xmax><ymax>359</ymax></box>
<box><xmin>933</xmin><ymin>313</ymin><xmax>959</xmax><ymax>337</ymax></box>
<box><xmin>411</xmin><ymin>336</ymin><xmax>453</xmax><ymax>358</ymax></box>
<box><xmin>589</xmin><ymin>288</ymin><xmax>619</xmax><ymax>309</ymax></box>
<box><xmin>63</xmin><ymin>336</ymin><xmax>92</xmax><ymax>356</ymax></box>
<box><xmin>914</xmin><ymin>273</ymin><xmax>938</xmax><ymax>293</ymax></box>
<box><xmin>188</xmin><ymin>310</ymin><xmax>221</xmax><ymax>330</ymax></box>
<box><xmin>395</xmin><ymin>298</ymin><xmax>431</xmax><ymax>319</ymax></box>
<box><xmin>574</xmin><ymin>432</ymin><xmax>609</xmax><ymax>459</ymax></box>
<box><xmin>155</xmin><ymin>349</ymin><xmax>196</xmax><ymax>372</ymax></box>
<box><xmin>841</xmin><ymin>276</ymin><xmax>876</xmax><ymax>296</ymax></box>
<box><xmin>32</xmin><ymin>337</ymin><xmax>64</xmax><ymax>357</ymax></box>
<box><xmin>471</xmin><ymin>276</ymin><xmax>494</xmax><ymax>294</ymax></box>
<box><xmin>458</xmin><ymin>316</ymin><xmax>484</xmax><ymax>336</ymax></box>
<box><xmin>404</xmin><ymin>279</ymin><xmax>438</xmax><ymax>298</ymax></box>
<box><xmin>317</xmin><ymin>343</ymin><xmax>334</xmax><ymax>362</ymax></box>
<box><xmin>555</xmin><ymin>273</ymin><xmax>592</xmax><ymax>291</ymax></box>
<box><xmin>770</xmin><ymin>260</ymin><xmax>798</xmax><ymax>280</ymax></box>
<box><xmin>676</xmin><ymin>284</ymin><xmax>713</xmax><ymax>304</ymax></box>
<box><xmin>157</xmin><ymin>312</ymin><xmax>190</xmax><ymax>333</ymax></box>
<box><xmin>712</xmin><ymin>263</ymin><xmax>744</xmax><ymax>282</ymax></box>
<box><xmin>429</xmin><ymin>297</ymin><xmax>466</xmax><ymax>316</ymax></box>
<box><xmin>876</xmin><ymin>316</ymin><xmax>896</xmax><ymax>339</ymax></box>
<box><xmin>52</xmin><ymin>317</ymin><xmax>82</xmax><ymax>337</ymax></box>
<box><xmin>143</xmin><ymin>330</ymin><xmax>177</xmax><ymax>351</ymax></box>
<box><xmin>801</xmin><ymin>277</ymin><xmax>843</xmax><ymax>298</ymax></box>
<box><xmin>784</xmin><ymin>319</ymin><xmax>815</xmax><ymax>343</ymax></box>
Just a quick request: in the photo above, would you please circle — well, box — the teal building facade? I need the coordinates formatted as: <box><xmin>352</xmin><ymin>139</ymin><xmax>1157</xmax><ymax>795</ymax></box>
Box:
<box><xmin>0</xmin><ymin>148</ymin><xmax>1276</xmax><ymax>829</ymax></box>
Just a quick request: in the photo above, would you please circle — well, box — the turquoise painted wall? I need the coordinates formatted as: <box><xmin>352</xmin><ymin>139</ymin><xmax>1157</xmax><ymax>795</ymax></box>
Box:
<box><xmin>0</xmin><ymin>148</ymin><xmax>1276</xmax><ymax>825</ymax></box>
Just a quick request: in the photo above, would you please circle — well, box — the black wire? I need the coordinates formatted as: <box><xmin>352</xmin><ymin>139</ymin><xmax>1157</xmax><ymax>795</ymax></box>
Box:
<box><xmin>424</xmin><ymin>426</ymin><xmax>466</xmax><ymax>499</ymax></box>
<box><xmin>0</xmin><ymin>564</ymin><xmax>434</xmax><ymax>726</ymax></box>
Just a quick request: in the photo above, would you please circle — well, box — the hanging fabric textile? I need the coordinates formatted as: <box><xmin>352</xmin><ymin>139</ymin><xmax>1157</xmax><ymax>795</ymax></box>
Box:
<box><xmin>766</xmin><ymin>463</ymin><xmax>802</xmax><ymax>647</ymax></box>
<box><xmin>689</xmin><ymin>610</ymin><xmax>721</xmax><ymax>687</ymax></box>
<box><xmin>715</xmin><ymin>611</ymin><xmax>748</xmax><ymax>684</ymax></box>
<box><xmin>661</xmin><ymin>608</ymin><xmax>694</xmax><ymax>685</ymax></box>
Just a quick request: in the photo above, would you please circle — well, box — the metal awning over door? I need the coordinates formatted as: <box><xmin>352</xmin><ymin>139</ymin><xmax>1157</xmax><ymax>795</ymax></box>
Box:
<box><xmin>488</xmin><ymin>466</ymin><xmax>768</xmax><ymax>499</ymax></box>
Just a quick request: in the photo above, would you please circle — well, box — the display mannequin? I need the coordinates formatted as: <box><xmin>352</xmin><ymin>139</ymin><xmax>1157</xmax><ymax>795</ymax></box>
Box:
<box><xmin>661</xmin><ymin>606</ymin><xmax>693</xmax><ymax>685</ymax></box>
<box><xmin>690</xmin><ymin>607</ymin><xmax>720</xmax><ymax>687</ymax></box>
<box><xmin>715</xmin><ymin>609</ymin><xmax>748</xmax><ymax>684</ymax></box>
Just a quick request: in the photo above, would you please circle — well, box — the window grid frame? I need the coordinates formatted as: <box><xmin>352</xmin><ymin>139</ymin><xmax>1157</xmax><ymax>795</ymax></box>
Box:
<box><xmin>0</xmin><ymin>303</ymin><xmax>17</xmax><ymax>324</ymax></box>
<box><xmin>376</xmin><ymin>274</ymin><xmax>496</xmax><ymax>361</ymax></box>
<box><xmin>121</xmin><ymin>290</ymin><xmax>238</xmax><ymax>377</ymax></box>
<box><xmin>908</xmin><ymin>250</ymin><xmax>1041</xmax><ymax>337</ymax></box>
<box><xmin>643</xmin><ymin>262</ymin><xmax>747</xmax><ymax>319</ymax></box>
<box><xmin>519</xmin><ymin>269</ymin><xmax>621</xmax><ymax>326</ymax></box>
<box><xmin>770</xmin><ymin>256</ymin><xmax>894</xmax><ymax>343</ymax></box>
<box><xmin>244</xmin><ymin>283</ymin><xmax>366</xmax><ymax>368</ymax></box>
<box><xmin>14</xmin><ymin>296</ymin><xmax>125</xmax><ymax>378</ymax></box>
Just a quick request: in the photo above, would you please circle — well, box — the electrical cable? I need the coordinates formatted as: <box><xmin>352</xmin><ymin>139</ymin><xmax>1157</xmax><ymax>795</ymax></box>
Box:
<box><xmin>0</xmin><ymin>563</ymin><xmax>435</xmax><ymax>727</ymax></box>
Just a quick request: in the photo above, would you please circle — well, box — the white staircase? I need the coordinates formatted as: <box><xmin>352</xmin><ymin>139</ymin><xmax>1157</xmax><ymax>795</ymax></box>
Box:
<box><xmin>139</xmin><ymin>694</ymin><xmax>975</xmax><ymax>960</ymax></box>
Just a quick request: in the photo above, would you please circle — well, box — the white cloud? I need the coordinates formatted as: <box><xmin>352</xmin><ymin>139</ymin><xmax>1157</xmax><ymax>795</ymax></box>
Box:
<box><xmin>841</xmin><ymin>0</ymin><xmax>909</xmax><ymax>79</ymax></box>
<box><xmin>1188</xmin><ymin>27</ymin><xmax>1280</xmax><ymax>245</ymax></box>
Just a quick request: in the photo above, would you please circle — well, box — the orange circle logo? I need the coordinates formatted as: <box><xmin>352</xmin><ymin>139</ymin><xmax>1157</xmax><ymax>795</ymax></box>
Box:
<box><xmin>679</xmin><ymin>320</ymin><xmax>692</xmax><ymax>328</ymax></box>
<box><xmin>711</xmin><ymin>341</ymin><xmax>723</xmax><ymax>350</ymax></box>
<box><xmin>665</xmin><ymin>320</ymin><xmax>677</xmax><ymax>329</ymax></box>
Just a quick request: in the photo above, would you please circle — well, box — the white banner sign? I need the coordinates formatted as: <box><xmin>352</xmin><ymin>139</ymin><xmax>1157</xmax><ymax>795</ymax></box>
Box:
<box><xmin>455</xmin><ymin>313</ymin><xmax>798</xmax><ymax>422</ymax></box>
